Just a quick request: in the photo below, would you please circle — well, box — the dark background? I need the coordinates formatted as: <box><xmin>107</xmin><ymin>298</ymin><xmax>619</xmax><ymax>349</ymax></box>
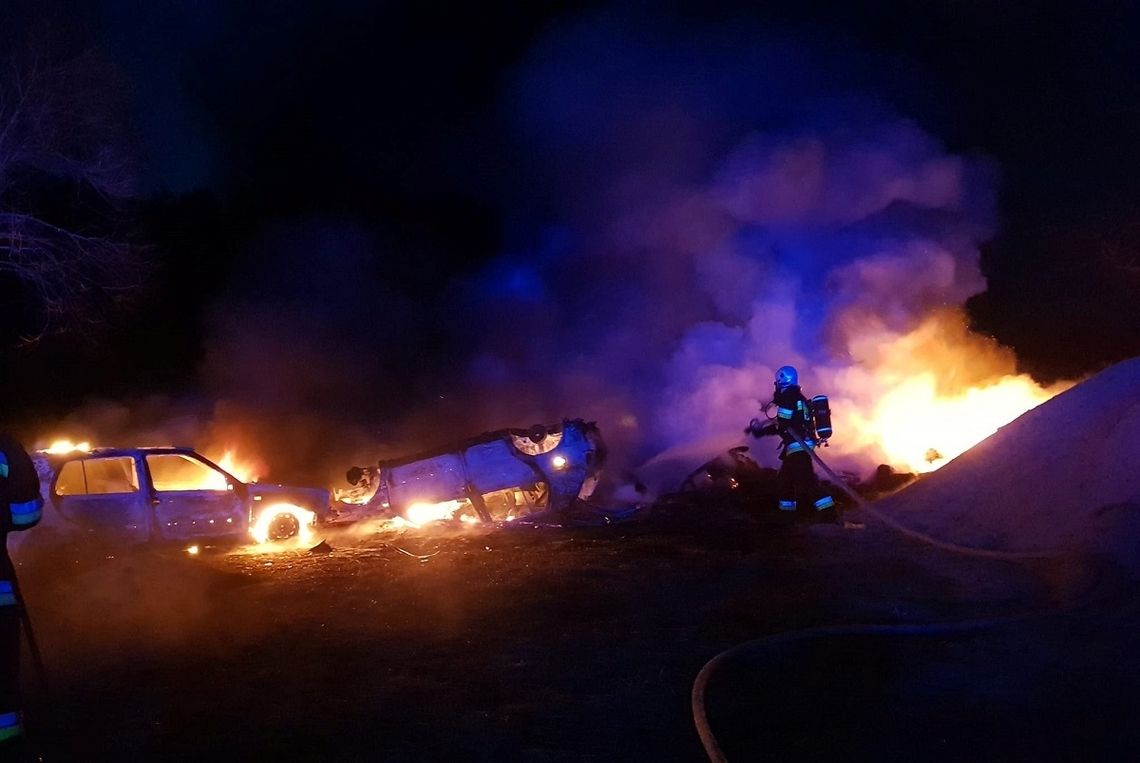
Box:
<box><xmin>2</xmin><ymin>0</ymin><xmax>1138</xmax><ymax>435</ymax></box>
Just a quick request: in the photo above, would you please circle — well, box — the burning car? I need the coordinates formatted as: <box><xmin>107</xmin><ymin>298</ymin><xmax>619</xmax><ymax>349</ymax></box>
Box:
<box><xmin>33</xmin><ymin>446</ymin><xmax>329</xmax><ymax>546</ymax></box>
<box><xmin>333</xmin><ymin>419</ymin><xmax>605</xmax><ymax>526</ymax></box>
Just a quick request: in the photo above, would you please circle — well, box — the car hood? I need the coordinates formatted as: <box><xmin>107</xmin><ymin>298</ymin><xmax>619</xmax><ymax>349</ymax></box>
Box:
<box><xmin>247</xmin><ymin>483</ymin><xmax>330</xmax><ymax>508</ymax></box>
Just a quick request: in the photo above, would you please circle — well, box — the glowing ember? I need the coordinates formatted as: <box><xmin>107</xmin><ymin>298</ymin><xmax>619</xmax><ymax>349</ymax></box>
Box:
<box><xmin>249</xmin><ymin>503</ymin><xmax>315</xmax><ymax>545</ymax></box>
<box><xmin>44</xmin><ymin>439</ymin><xmax>91</xmax><ymax>454</ymax></box>
<box><xmin>186</xmin><ymin>545</ymin><xmax>200</xmax><ymax>556</ymax></box>
<box><xmin>404</xmin><ymin>499</ymin><xmax>465</xmax><ymax>526</ymax></box>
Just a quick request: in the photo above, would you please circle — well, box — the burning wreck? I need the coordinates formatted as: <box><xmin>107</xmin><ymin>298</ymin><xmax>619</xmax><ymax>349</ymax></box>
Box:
<box><xmin>32</xmin><ymin>445</ymin><xmax>329</xmax><ymax>546</ymax></box>
<box><xmin>332</xmin><ymin>419</ymin><xmax>605</xmax><ymax>526</ymax></box>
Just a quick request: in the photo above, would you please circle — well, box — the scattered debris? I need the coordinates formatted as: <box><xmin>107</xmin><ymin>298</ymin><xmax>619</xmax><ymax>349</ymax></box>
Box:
<box><xmin>309</xmin><ymin>540</ymin><xmax>333</xmax><ymax>555</ymax></box>
<box><xmin>393</xmin><ymin>546</ymin><xmax>441</xmax><ymax>562</ymax></box>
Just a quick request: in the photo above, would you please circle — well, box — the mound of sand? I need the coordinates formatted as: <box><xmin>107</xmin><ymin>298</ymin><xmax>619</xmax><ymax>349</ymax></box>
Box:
<box><xmin>871</xmin><ymin>356</ymin><xmax>1140</xmax><ymax>571</ymax></box>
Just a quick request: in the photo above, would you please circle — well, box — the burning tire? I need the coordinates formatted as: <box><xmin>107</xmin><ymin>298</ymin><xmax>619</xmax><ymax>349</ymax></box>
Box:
<box><xmin>264</xmin><ymin>511</ymin><xmax>301</xmax><ymax>542</ymax></box>
<box><xmin>250</xmin><ymin>503</ymin><xmax>316</xmax><ymax>544</ymax></box>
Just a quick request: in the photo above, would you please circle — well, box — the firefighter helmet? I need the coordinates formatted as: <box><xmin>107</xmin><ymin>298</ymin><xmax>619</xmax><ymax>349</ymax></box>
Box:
<box><xmin>775</xmin><ymin>365</ymin><xmax>798</xmax><ymax>389</ymax></box>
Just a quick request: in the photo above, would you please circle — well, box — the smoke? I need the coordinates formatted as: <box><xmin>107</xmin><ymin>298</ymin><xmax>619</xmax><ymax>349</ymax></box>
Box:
<box><xmin>32</xmin><ymin>11</ymin><xmax>1038</xmax><ymax>493</ymax></box>
<box><xmin>439</xmin><ymin>12</ymin><xmax>1011</xmax><ymax>485</ymax></box>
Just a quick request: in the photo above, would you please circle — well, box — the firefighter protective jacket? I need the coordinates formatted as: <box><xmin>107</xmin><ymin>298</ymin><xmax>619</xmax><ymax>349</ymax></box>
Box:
<box><xmin>0</xmin><ymin>435</ymin><xmax>42</xmax><ymax>535</ymax></box>
<box><xmin>772</xmin><ymin>384</ymin><xmax>817</xmax><ymax>456</ymax></box>
<box><xmin>0</xmin><ymin>433</ymin><xmax>43</xmax><ymax>617</ymax></box>
<box><xmin>0</xmin><ymin>434</ymin><xmax>41</xmax><ymax>745</ymax></box>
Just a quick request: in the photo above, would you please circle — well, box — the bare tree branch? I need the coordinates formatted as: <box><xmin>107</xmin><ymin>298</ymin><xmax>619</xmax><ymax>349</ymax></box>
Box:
<box><xmin>0</xmin><ymin>32</ymin><xmax>142</xmax><ymax>340</ymax></box>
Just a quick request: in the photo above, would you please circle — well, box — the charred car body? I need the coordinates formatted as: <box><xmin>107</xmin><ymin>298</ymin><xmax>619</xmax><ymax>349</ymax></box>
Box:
<box><xmin>333</xmin><ymin>420</ymin><xmax>605</xmax><ymax>525</ymax></box>
<box><xmin>33</xmin><ymin>447</ymin><xmax>329</xmax><ymax>546</ymax></box>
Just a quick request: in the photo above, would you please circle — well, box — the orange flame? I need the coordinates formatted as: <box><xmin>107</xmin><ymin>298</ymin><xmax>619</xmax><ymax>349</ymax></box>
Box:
<box><xmin>151</xmin><ymin>447</ymin><xmax>268</xmax><ymax>492</ymax></box>
<box><xmin>854</xmin><ymin>373</ymin><xmax>1061</xmax><ymax>472</ymax></box>
<box><xmin>209</xmin><ymin>449</ymin><xmax>265</xmax><ymax>484</ymax></box>
<box><xmin>44</xmin><ymin>439</ymin><xmax>92</xmax><ymax>454</ymax></box>
<box><xmin>249</xmin><ymin>503</ymin><xmax>315</xmax><ymax>545</ymax></box>
<box><xmin>828</xmin><ymin>310</ymin><xmax>1074</xmax><ymax>474</ymax></box>
<box><xmin>404</xmin><ymin>499</ymin><xmax>465</xmax><ymax>526</ymax></box>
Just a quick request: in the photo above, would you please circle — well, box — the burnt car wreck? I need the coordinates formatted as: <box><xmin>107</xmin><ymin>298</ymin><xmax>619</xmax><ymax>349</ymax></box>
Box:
<box><xmin>33</xmin><ymin>446</ymin><xmax>330</xmax><ymax>546</ymax></box>
<box><xmin>333</xmin><ymin>419</ymin><xmax>606</xmax><ymax>526</ymax></box>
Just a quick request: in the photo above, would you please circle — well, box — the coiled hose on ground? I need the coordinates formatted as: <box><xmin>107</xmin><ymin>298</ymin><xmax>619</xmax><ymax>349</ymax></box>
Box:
<box><xmin>690</xmin><ymin>440</ymin><xmax>1078</xmax><ymax>762</ymax></box>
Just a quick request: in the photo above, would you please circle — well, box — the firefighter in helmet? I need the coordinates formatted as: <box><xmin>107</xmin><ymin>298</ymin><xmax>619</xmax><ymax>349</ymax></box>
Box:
<box><xmin>0</xmin><ymin>433</ymin><xmax>44</xmax><ymax>756</ymax></box>
<box><xmin>746</xmin><ymin>366</ymin><xmax>836</xmax><ymax>513</ymax></box>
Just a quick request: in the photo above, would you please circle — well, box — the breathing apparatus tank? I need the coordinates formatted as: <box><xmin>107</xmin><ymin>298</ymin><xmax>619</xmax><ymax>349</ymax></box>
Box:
<box><xmin>810</xmin><ymin>395</ymin><xmax>832</xmax><ymax>442</ymax></box>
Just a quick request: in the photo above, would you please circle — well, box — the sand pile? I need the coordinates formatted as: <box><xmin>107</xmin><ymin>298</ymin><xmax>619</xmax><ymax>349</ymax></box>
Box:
<box><xmin>870</xmin><ymin>356</ymin><xmax>1140</xmax><ymax>572</ymax></box>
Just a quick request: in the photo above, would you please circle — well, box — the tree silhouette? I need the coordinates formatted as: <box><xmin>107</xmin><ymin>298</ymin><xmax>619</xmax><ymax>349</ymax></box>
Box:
<box><xmin>0</xmin><ymin>36</ymin><xmax>141</xmax><ymax>340</ymax></box>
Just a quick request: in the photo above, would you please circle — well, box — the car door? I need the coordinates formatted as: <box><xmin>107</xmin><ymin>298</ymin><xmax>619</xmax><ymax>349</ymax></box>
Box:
<box><xmin>144</xmin><ymin>453</ymin><xmax>245</xmax><ymax>541</ymax></box>
<box><xmin>52</xmin><ymin>455</ymin><xmax>151</xmax><ymax>543</ymax></box>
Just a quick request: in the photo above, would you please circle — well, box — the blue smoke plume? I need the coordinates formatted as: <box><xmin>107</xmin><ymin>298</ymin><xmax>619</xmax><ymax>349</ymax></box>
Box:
<box><xmin>446</xmin><ymin>11</ymin><xmax>997</xmax><ymax>482</ymax></box>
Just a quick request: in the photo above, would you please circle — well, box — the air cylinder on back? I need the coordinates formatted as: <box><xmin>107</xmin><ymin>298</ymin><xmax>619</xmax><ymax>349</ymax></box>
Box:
<box><xmin>811</xmin><ymin>395</ymin><xmax>832</xmax><ymax>441</ymax></box>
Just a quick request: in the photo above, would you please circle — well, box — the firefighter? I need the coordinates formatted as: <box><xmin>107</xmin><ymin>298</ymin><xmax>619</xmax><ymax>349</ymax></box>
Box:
<box><xmin>0</xmin><ymin>433</ymin><xmax>44</xmax><ymax>757</ymax></box>
<box><xmin>746</xmin><ymin>366</ymin><xmax>836</xmax><ymax>513</ymax></box>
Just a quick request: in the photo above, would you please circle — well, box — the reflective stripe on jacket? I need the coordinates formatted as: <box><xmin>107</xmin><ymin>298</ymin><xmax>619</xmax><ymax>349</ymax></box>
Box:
<box><xmin>8</xmin><ymin>499</ymin><xmax>42</xmax><ymax>529</ymax></box>
<box><xmin>785</xmin><ymin>438</ymin><xmax>816</xmax><ymax>455</ymax></box>
<box><xmin>0</xmin><ymin>710</ymin><xmax>21</xmax><ymax>741</ymax></box>
<box><xmin>0</xmin><ymin>444</ymin><xmax>44</xmax><ymax>531</ymax></box>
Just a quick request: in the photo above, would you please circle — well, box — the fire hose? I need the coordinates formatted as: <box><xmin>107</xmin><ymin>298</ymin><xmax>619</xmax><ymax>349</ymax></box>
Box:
<box><xmin>759</xmin><ymin>406</ymin><xmax>1055</xmax><ymax>560</ymax></box>
<box><xmin>691</xmin><ymin>608</ymin><xmax>1079</xmax><ymax>763</ymax></box>
<box><xmin>755</xmin><ymin>400</ymin><xmax>865</xmax><ymax>508</ymax></box>
<box><xmin>692</xmin><ymin>405</ymin><xmax>1084</xmax><ymax>760</ymax></box>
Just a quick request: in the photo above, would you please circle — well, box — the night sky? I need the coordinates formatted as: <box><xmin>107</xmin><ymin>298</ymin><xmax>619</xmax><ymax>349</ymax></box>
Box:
<box><xmin>2</xmin><ymin>0</ymin><xmax>1139</xmax><ymax>467</ymax></box>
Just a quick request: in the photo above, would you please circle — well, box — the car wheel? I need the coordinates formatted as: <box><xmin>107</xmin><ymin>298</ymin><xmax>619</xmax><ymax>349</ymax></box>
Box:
<box><xmin>265</xmin><ymin>511</ymin><xmax>301</xmax><ymax>542</ymax></box>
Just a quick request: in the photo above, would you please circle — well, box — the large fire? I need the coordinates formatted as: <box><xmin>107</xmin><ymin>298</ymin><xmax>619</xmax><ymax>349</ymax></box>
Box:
<box><xmin>853</xmin><ymin>373</ymin><xmax>1061</xmax><ymax>473</ymax></box>
<box><xmin>831</xmin><ymin>311</ymin><xmax>1074</xmax><ymax>474</ymax></box>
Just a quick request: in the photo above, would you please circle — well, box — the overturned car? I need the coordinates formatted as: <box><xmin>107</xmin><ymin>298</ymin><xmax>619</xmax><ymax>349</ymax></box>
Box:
<box><xmin>332</xmin><ymin>419</ymin><xmax>605</xmax><ymax>525</ymax></box>
<box><xmin>33</xmin><ymin>446</ymin><xmax>329</xmax><ymax>546</ymax></box>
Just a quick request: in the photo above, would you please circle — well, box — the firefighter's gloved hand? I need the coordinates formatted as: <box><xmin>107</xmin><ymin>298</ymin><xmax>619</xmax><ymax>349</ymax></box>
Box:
<box><xmin>745</xmin><ymin>419</ymin><xmax>778</xmax><ymax>437</ymax></box>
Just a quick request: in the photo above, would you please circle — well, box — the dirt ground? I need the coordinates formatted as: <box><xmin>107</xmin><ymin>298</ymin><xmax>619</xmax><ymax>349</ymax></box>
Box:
<box><xmin>11</xmin><ymin>496</ymin><xmax>1139</xmax><ymax>761</ymax></box>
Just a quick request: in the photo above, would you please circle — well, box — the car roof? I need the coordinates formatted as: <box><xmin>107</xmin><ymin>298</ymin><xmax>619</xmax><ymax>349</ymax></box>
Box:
<box><xmin>36</xmin><ymin>446</ymin><xmax>205</xmax><ymax>465</ymax></box>
<box><xmin>34</xmin><ymin>446</ymin><xmax>243</xmax><ymax>485</ymax></box>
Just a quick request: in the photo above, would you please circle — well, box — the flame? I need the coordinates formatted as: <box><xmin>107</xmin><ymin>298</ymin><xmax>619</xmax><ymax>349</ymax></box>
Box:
<box><xmin>404</xmin><ymin>499</ymin><xmax>466</xmax><ymax>526</ymax></box>
<box><xmin>854</xmin><ymin>373</ymin><xmax>1061</xmax><ymax>473</ymax></box>
<box><xmin>249</xmin><ymin>503</ymin><xmax>316</xmax><ymax>545</ymax></box>
<box><xmin>153</xmin><ymin>448</ymin><xmax>267</xmax><ymax>491</ymax></box>
<box><xmin>831</xmin><ymin>311</ymin><xmax>1073</xmax><ymax>474</ymax></box>
<box><xmin>209</xmin><ymin>449</ymin><xmax>264</xmax><ymax>484</ymax></box>
<box><xmin>44</xmin><ymin>439</ymin><xmax>91</xmax><ymax>454</ymax></box>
